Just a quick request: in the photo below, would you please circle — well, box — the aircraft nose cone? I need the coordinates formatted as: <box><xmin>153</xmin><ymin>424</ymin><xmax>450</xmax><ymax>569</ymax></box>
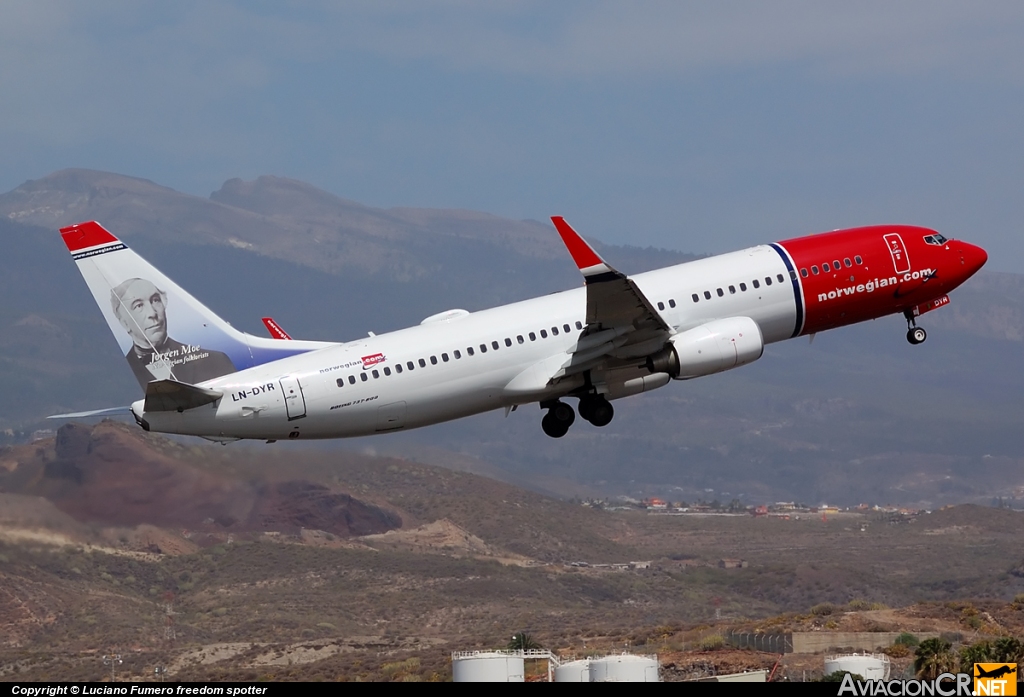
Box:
<box><xmin>960</xmin><ymin>242</ymin><xmax>988</xmax><ymax>275</ymax></box>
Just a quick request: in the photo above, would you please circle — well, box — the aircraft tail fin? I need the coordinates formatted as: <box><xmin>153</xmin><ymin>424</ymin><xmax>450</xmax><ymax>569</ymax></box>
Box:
<box><xmin>60</xmin><ymin>221</ymin><xmax>331</xmax><ymax>391</ymax></box>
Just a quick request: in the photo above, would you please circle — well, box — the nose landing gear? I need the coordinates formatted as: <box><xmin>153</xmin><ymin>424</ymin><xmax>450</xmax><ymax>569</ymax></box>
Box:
<box><xmin>907</xmin><ymin>326</ymin><xmax>927</xmax><ymax>345</ymax></box>
<box><xmin>904</xmin><ymin>310</ymin><xmax>927</xmax><ymax>345</ymax></box>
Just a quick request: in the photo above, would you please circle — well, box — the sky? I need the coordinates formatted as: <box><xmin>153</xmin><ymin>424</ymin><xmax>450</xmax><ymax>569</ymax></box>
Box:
<box><xmin>3</xmin><ymin>1</ymin><xmax>1024</xmax><ymax>268</ymax></box>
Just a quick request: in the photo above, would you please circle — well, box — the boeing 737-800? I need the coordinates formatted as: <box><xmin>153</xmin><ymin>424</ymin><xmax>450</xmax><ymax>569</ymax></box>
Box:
<box><xmin>55</xmin><ymin>218</ymin><xmax>987</xmax><ymax>441</ymax></box>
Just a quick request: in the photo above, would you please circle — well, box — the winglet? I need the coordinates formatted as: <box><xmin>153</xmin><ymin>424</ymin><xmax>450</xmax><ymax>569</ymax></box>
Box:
<box><xmin>551</xmin><ymin>216</ymin><xmax>617</xmax><ymax>278</ymax></box>
<box><xmin>262</xmin><ymin>317</ymin><xmax>292</xmax><ymax>340</ymax></box>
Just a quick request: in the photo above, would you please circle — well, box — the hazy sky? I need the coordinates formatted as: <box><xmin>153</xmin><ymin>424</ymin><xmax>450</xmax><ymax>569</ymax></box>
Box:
<box><xmin>3</xmin><ymin>1</ymin><xmax>1023</xmax><ymax>268</ymax></box>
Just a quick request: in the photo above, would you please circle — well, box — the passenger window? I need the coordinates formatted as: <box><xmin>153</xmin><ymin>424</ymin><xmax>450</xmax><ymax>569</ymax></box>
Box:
<box><xmin>517</xmin><ymin>335</ymin><xmax>524</xmax><ymax>344</ymax></box>
<box><xmin>778</xmin><ymin>274</ymin><xmax>785</xmax><ymax>283</ymax></box>
<box><xmin>833</xmin><ymin>260</ymin><xmax>840</xmax><ymax>270</ymax></box>
<box><xmin>529</xmin><ymin>332</ymin><xmax>536</xmax><ymax>341</ymax></box>
<box><xmin>407</xmin><ymin>361</ymin><xmax>414</xmax><ymax>370</ymax></box>
<box><xmin>372</xmin><ymin>369</ymin><xmax>379</xmax><ymax>379</ymax></box>
<box><xmin>765</xmin><ymin>277</ymin><xmax>772</xmax><ymax>286</ymax></box>
<box><xmin>800</xmin><ymin>268</ymin><xmax>808</xmax><ymax>278</ymax></box>
<box><xmin>505</xmin><ymin>338</ymin><xmax>512</xmax><ymax>346</ymax></box>
<box><xmin>657</xmin><ymin>301</ymin><xmax>665</xmax><ymax>311</ymax></box>
<box><xmin>822</xmin><ymin>262</ymin><xmax>830</xmax><ymax>272</ymax></box>
<box><xmin>396</xmin><ymin>364</ymin><xmax>403</xmax><ymax>373</ymax></box>
<box><xmin>668</xmin><ymin>299</ymin><xmax>676</xmax><ymax>308</ymax></box>
<box><xmin>716</xmin><ymin>288</ymin><xmax>724</xmax><ymax>297</ymax></box>
<box><xmin>348</xmin><ymin>375</ymin><xmax>356</xmax><ymax>385</ymax></box>
<box><xmin>360</xmin><ymin>372</ymin><xmax>368</xmax><ymax>382</ymax></box>
<box><xmin>563</xmin><ymin>324</ymin><xmax>571</xmax><ymax>333</ymax></box>
<box><xmin>480</xmin><ymin>344</ymin><xmax>487</xmax><ymax>353</ymax></box>
<box><xmin>753</xmin><ymin>279</ymin><xmax>760</xmax><ymax>288</ymax></box>
<box><xmin>441</xmin><ymin>353</ymin><xmax>449</xmax><ymax>362</ymax></box>
<box><xmin>336</xmin><ymin>378</ymin><xmax>345</xmax><ymax>388</ymax></box>
<box><xmin>383</xmin><ymin>367</ymin><xmax>391</xmax><ymax>376</ymax></box>
<box><xmin>704</xmin><ymin>290</ymin><xmax>712</xmax><ymax>299</ymax></box>
<box><xmin>728</xmin><ymin>285</ymin><xmax>736</xmax><ymax>294</ymax></box>
<box><xmin>575</xmin><ymin>321</ymin><xmax>583</xmax><ymax>330</ymax></box>
<box><xmin>491</xmin><ymin>341</ymin><xmax>499</xmax><ymax>350</ymax></box>
<box><xmin>811</xmin><ymin>266</ymin><xmax>819</xmax><ymax>275</ymax></box>
<box><xmin>467</xmin><ymin>347</ymin><xmax>475</xmax><ymax>356</ymax></box>
<box><xmin>692</xmin><ymin>294</ymin><xmax>699</xmax><ymax>302</ymax></box>
<box><xmin>855</xmin><ymin>255</ymin><xmax>863</xmax><ymax>264</ymax></box>
<box><xmin>418</xmin><ymin>358</ymin><xmax>426</xmax><ymax>367</ymax></box>
<box><xmin>430</xmin><ymin>355</ymin><xmax>438</xmax><ymax>364</ymax></box>
<box><xmin>454</xmin><ymin>350</ymin><xmax>461</xmax><ymax>359</ymax></box>
<box><xmin>540</xmin><ymin>329</ymin><xmax>548</xmax><ymax>338</ymax></box>
<box><xmin>739</xmin><ymin>283</ymin><xmax>747</xmax><ymax>291</ymax></box>
<box><xmin>551</xmin><ymin>327</ymin><xmax>559</xmax><ymax>336</ymax></box>
<box><xmin>844</xmin><ymin>258</ymin><xmax>852</xmax><ymax>267</ymax></box>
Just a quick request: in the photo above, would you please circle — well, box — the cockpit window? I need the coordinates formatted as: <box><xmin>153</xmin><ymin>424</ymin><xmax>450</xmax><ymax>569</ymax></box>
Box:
<box><xmin>924</xmin><ymin>234</ymin><xmax>949</xmax><ymax>246</ymax></box>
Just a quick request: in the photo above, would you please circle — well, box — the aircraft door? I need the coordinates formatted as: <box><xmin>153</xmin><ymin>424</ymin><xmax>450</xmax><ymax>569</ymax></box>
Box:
<box><xmin>280</xmin><ymin>376</ymin><xmax>306</xmax><ymax>420</ymax></box>
<box><xmin>376</xmin><ymin>401</ymin><xmax>406</xmax><ymax>432</ymax></box>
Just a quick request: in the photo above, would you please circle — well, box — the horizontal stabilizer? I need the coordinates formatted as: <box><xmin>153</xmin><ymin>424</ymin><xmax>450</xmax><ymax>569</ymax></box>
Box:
<box><xmin>47</xmin><ymin>405</ymin><xmax>133</xmax><ymax>420</ymax></box>
<box><xmin>144</xmin><ymin>379</ymin><xmax>223</xmax><ymax>412</ymax></box>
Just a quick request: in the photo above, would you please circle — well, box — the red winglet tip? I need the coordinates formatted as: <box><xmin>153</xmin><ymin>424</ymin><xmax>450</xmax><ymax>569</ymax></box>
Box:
<box><xmin>262</xmin><ymin>317</ymin><xmax>292</xmax><ymax>340</ymax></box>
<box><xmin>59</xmin><ymin>221</ymin><xmax>118</xmax><ymax>253</ymax></box>
<box><xmin>551</xmin><ymin>216</ymin><xmax>603</xmax><ymax>270</ymax></box>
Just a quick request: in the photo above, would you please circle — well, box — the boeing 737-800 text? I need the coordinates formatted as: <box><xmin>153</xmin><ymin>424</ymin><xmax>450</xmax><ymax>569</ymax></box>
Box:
<box><xmin>54</xmin><ymin>218</ymin><xmax>987</xmax><ymax>441</ymax></box>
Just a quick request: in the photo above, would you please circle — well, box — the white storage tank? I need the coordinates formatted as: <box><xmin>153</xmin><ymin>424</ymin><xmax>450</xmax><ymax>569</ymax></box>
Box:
<box><xmin>824</xmin><ymin>653</ymin><xmax>890</xmax><ymax>681</ymax></box>
<box><xmin>554</xmin><ymin>659</ymin><xmax>591</xmax><ymax>682</ymax></box>
<box><xmin>589</xmin><ymin>654</ymin><xmax>659</xmax><ymax>682</ymax></box>
<box><xmin>452</xmin><ymin>651</ymin><xmax>525</xmax><ymax>682</ymax></box>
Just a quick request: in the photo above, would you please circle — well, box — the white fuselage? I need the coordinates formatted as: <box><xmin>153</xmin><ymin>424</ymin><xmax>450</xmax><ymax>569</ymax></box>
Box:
<box><xmin>136</xmin><ymin>245</ymin><xmax>797</xmax><ymax>440</ymax></box>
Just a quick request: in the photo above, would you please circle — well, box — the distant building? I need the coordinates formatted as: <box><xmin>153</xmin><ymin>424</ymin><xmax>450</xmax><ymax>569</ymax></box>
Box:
<box><xmin>718</xmin><ymin>558</ymin><xmax>748</xmax><ymax>569</ymax></box>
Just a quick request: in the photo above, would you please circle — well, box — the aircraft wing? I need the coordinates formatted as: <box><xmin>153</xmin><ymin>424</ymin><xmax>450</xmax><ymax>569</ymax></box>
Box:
<box><xmin>552</xmin><ymin>216</ymin><xmax>669</xmax><ymax>335</ymax></box>
<box><xmin>549</xmin><ymin>216</ymin><xmax>672</xmax><ymax>378</ymax></box>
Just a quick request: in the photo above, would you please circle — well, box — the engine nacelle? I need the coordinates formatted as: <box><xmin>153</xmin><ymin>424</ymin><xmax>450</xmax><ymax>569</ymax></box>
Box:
<box><xmin>647</xmin><ymin>317</ymin><xmax>764</xmax><ymax>379</ymax></box>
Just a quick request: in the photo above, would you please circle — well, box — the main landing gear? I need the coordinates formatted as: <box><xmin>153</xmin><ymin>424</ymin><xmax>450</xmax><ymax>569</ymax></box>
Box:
<box><xmin>540</xmin><ymin>395</ymin><xmax>614</xmax><ymax>438</ymax></box>
<box><xmin>904</xmin><ymin>310</ymin><xmax>927</xmax><ymax>345</ymax></box>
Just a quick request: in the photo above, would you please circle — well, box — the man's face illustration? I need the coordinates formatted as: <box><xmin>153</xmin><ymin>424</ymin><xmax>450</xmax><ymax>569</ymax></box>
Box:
<box><xmin>118</xmin><ymin>279</ymin><xmax>168</xmax><ymax>348</ymax></box>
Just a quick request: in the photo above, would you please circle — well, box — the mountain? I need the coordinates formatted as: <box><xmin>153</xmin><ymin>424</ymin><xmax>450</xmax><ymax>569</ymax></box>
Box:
<box><xmin>1</xmin><ymin>168</ymin><xmax>1023</xmax><ymax>506</ymax></box>
<box><xmin>0</xmin><ymin>421</ymin><xmax>400</xmax><ymax>538</ymax></box>
<box><xmin>0</xmin><ymin>169</ymin><xmax>691</xmax><ymax>279</ymax></box>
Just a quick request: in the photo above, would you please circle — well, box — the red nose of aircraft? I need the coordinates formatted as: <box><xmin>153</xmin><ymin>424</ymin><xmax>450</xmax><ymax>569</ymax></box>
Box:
<box><xmin>959</xmin><ymin>241</ymin><xmax>988</xmax><ymax>277</ymax></box>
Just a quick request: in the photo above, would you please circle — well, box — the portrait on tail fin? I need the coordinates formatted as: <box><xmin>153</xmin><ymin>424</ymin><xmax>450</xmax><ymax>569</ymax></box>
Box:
<box><xmin>111</xmin><ymin>277</ymin><xmax>236</xmax><ymax>387</ymax></box>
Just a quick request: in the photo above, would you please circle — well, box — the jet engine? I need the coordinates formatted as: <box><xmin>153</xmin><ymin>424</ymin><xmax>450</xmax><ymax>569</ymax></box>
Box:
<box><xmin>646</xmin><ymin>316</ymin><xmax>764</xmax><ymax>379</ymax></box>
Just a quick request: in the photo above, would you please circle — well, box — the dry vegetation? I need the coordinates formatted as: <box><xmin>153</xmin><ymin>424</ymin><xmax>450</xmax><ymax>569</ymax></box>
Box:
<box><xmin>2</xmin><ymin>424</ymin><xmax>1024</xmax><ymax>681</ymax></box>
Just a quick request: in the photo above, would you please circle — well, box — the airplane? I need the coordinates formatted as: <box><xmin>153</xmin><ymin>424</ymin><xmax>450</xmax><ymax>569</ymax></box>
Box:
<box><xmin>54</xmin><ymin>218</ymin><xmax>987</xmax><ymax>442</ymax></box>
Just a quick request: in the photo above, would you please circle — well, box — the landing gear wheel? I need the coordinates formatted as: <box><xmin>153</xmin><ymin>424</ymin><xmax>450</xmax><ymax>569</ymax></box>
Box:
<box><xmin>590</xmin><ymin>399</ymin><xmax>614</xmax><ymax>427</ymax></box>
<box><xmin>541</xmin><ymin>401</ymin><xmax>575</xmax><ymax>438</ymax></box>
<box><xmin>578</xmin><ymin>397</ymin><xmax>595</xmax><ymax>422</ymax></box>
<box><xmin>907</xmin><ymin>327</ymin><xmax>927</xmax><ymax>345</ymax></box>
<box><xmin>579</xmin><ymin>396</ymin><xmax>614</xmax><ymax>427</ymax></box>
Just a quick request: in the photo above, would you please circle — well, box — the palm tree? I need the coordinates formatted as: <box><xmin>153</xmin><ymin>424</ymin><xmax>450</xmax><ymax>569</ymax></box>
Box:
<box><xmin>508</xmin><ymin>632</ymin><xmax>541</xmax><ymax>651</ymax></box>
<box><xmin>960</xmin><ymin>641</ymin><xmax>994</xmax><ymax>669</ymax></box>
<box><xmin>915</xmin><ymin>638</ymin><xmax>957</xmax><ymax>680</ymax></box>
<box><xmin>993</xmin><ymin>637</ymin><xmax>1024</xmax><ymax>664</ymax></box>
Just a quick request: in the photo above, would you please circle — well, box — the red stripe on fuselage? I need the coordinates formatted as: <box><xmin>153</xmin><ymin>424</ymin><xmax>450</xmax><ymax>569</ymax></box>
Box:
<box><xmin>778</xmin><ymin>225</ymin><xmax>967</xmax><ymax>335</ymax></box>
<box><xmin>59</xmin><ymin>221</ymin><xmax>119</xmax><ymax>253</ymax></box>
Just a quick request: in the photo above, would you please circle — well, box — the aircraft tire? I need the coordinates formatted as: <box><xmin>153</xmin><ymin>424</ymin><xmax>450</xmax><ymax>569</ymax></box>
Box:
<box><xmin>542</xmin><ymin>411</ymin><xmax>570</xmax><ymax>438</ymax></box>
<box><xmin>589</xmin><ymin>399</ymin><xmax>614</xmax><ymax>427</ymax></box>
<box><xmin>577</xmin><ymin>397</ymin><xmax>595</xmax><ymax>421</ymax></box>
<box><xmin>553</xmin><ymin>401</ymin><xmax>576</xmax><ymax>426</ymax></box>
<box><xmin>907</xmin><ymin>327</ymin><xmax>927</xmax><ymax>345</ymax></box>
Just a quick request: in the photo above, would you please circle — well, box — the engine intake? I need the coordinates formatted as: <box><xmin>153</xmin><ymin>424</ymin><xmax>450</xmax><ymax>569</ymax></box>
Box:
<box><xmin>647</xmin><ymin>316</ymin><xmax>764</xmax><ymax>379</ymax></box>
